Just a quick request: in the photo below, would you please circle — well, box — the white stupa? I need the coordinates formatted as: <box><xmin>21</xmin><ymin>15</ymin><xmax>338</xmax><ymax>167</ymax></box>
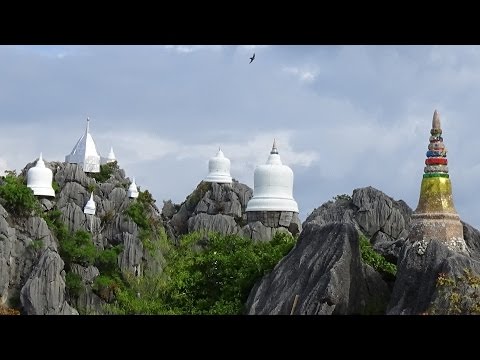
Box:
<box><xmin>106</xmin><ymin>146</ymin><xmax>116</xmax><ymax>163</ymax></box>
<box><xmin>65</xmin><ymin>117</ymin><xmax>101</xmax><ymax>173</ymax></box>
<box><xmin>26</xmin><ymin>153</ymin><xmax>55</xmax><ymax>197</ymax></box>
<box><xmin>128</xmin><ymin>178</ymin><xmax>139</xmax><ymax>198</ymax></box>
<box><xmin>246</xmin><ymin>140</ymin><xmax>299</xmax><ymax>213</ymax></box>
<box><xmin>84</xmin><ymin>192</ymin><xmax>96</xmax><ymax>215</ymax></box>
<box><xmin>204</xmin><ymin>148</ymin><xmax>232</xmax><ymax>184</ymax></box>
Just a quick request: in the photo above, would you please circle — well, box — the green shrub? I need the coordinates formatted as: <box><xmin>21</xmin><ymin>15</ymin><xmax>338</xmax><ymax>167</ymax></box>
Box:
<box><xmin>359</xmin><ymin>232</ymin><xmax>396</xmax><ymax>279</ymax></box>
<box><xmin>96</xmin><ymin>245</ymin><xmax>123</xmax><ymax>275</ymax></box>
<box><xmin>107</xmin><ymin>231</ymin><xmax>295</xmax><ymax>315</ymax></box>
<box><xmin>59</xmin><ymin>230</ymin><xmax>98</xmax><ymax>267</ymax></box>
<box><xmin>0</xmin><ymin>173</ymin><xmax>41</xmax><ymax>217</ymax></box>
<box><xmin>65</xmin><ymin>272</ymin><xmax>84</xmax><ymax>298</ymax></box>
<box><xmin>89</xmin><ymin>161</ymin><xmax>118</xmax><ymax>183</ymax></box>
<box><xmin>333</xmin><ymin>193</ymin><xmax>352</xmax><ymax>201</ymax></box>
<box><xmin>428</xmin><ymin>270</ymin><xmax>480</xmax><ymax>315</ymax></box>
<box><xmin>52</xmin><ymin>180</ymin><xmax>60</xmax><ymax>193</ymax></box>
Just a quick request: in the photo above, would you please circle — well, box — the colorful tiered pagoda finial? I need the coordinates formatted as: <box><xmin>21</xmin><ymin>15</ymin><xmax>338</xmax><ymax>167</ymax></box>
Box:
<box><xmin>409</xmin><ymin>110</ymin><xmax>466</xmax><ymax>252</ymax></box>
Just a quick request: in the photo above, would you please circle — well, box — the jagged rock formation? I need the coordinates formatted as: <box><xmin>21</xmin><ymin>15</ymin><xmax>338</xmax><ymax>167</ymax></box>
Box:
<box><xmin>164</xmin><ymin>180</ymin><xmax>301</xmax><ymax>243</ymax></box>
<box><xmin>164</xmin><ymin>181</ymin><xmax>251</xmax><ymax>240</ymax></box>
<box><xmin>0</xmin><ymin>203</ymin><xmax>74</xmax><ymax>314</ymax></box>
<box><xmin>305</xmin><ymin>187</ymin><xmax>412</xmax><ymax>263</ymax></box>
<box><xmin>245</xmin><ymin>222</ymin><xmax>390</xmax><ymax>314</ymax></box>
<box><xmin>387</xmin><ymin>230</ymin><xmax>480</xmax><ymax>315</ymax></box>
<box><xmin>0</xmin><ymin>160</ymin><xmax>165</xmax><ymax>314</ymax></box>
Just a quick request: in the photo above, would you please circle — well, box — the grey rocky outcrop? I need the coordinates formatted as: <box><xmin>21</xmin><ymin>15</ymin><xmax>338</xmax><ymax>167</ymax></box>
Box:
<box><xmin>305</xmin><ymin>187</ymin><xmax>412</xmax><ymax>263</ymax></box>
<box><xmin>165</xmin><ymin>181</ymin><xmax>253</xmax><ymax>240</ymax></box>
<box><xmin>246</xmin><ymin>222</ymin><xmax>390</xmax><ymax>315</ymax></box>
<box><xmin>387</xmin><ymin>236</ymin><xmax>480</xmax><ymax>315</ymax></box>
<box><xmin>1</xmin><ymin>160</ymin><xmax>166</xmax><ymax>314</ymax></box>
<box><xmin>20</xmin><ymin>248</ymin><xmax>78</xmax><ymax>315</ymax></box>
<box><xmin>165</xmin><ymin>180</ymin><xmax>300</xmax><ymax>242</ymax></box>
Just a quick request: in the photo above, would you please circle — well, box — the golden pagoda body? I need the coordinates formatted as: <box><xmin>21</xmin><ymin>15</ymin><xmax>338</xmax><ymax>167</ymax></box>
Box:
<box><xmin>409</xmin><ymin>110</ymin><xmax>466</xmax><ymax>252</ymax></box>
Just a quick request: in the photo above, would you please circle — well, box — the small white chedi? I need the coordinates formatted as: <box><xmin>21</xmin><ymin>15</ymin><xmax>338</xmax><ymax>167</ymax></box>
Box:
<box><xmin>27</xmin><ymin>153</ymin><xmax>55</xmax><ymax>197</ymax></box>
<box><xmin>65</xmin><ymin>117</ymin><xmax>101</xmax><ymax>173</ymax></box>
<box><xmin>84</xmin><ymin>192</ymin><xmax>96</xmax><ymax>215</ymax></box>
<box><xmin>106</xmin><ymin>146</ymin><xmax>116</xmax><ymax>163</ymax></box>
<box><xmin>128</xmin><ymin>177</ymin><xmax>139</xmax><ymax>198</ymax></box>
<box><xmin>246</xmin><ymin>140</ymin><xmax>299</xmax><ymax>213</ymax></box>
<box><xmin>204</xmin><ymin>148</ymin><xmax>232</xmax><ymax>184</ymax></box>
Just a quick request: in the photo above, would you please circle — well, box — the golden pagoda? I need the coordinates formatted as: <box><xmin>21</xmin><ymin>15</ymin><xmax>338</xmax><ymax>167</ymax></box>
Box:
<box><xmin>409</xmin><ymin>110</ymin><xmax>466</xmax><ymax>252</ymax></box>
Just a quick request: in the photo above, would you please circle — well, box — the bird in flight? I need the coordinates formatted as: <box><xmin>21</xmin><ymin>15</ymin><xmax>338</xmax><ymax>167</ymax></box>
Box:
<box><xmin>249</xmin><ymin>53</ymin><xmax>255</xmax><ymax>64</ymax></box>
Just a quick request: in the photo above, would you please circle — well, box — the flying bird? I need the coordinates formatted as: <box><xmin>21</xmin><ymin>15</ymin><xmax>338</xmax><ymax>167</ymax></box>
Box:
<box><xmin>249</xmin><ymin>53</ymin><xmax>255</xmax><ymax>64</ymax></box>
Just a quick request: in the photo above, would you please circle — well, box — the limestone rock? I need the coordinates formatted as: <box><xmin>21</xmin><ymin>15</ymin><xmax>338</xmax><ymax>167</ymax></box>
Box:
<box><xmin>246</xmin><ymin>222</ymin><xmax>390</xmax><ymax>315</ymax></box>
<box><xmin>20</xmin><ymin>249</ymin><xmax>78</xmax><ymax>315</ymax></box>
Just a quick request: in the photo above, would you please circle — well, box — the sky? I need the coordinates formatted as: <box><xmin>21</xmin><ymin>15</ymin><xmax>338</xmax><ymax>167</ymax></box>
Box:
<box><xmin>1</xmin><ymin>45</ymin><xmax>480</xmax><ymax>228</ymax></box>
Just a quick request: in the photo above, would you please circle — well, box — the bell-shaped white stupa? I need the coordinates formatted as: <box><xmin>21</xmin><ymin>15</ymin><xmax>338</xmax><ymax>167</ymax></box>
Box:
<box><xmin>65</xmin><ymin>117</ymin><xmax>101</xmax><ymax>173</ymax></box>
<box><xmin>204</xmin><ymin>148</ymin><xmax>232</xmax><ymax>184</ymax></box>
<box><xmin>84</xmin><ymin>192</ymin><xmax>96</xmax><ymax>215</ymax></box>
<box><xmin>27</xmin><ymin>153</ymin><xmax>55</xmax><ymax>197</ymax></box>
<box><xmin>106</xmin><ymin>146</ymin><xmax>116</xmax><ymax>163</ymax></box>
<box><xmin>128</xmin><ymin>178</ymin><xmax>139</xmax><ymax>198</ymax></box>
<box><xmin>246</xmin><ymin>140</ymin><xmax>299</xmax><ymax>213</ymax></box>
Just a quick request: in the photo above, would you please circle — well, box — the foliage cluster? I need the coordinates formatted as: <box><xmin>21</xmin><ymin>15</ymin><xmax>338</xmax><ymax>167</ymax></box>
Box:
<box><xmin>358</xmin><ymin>232</ymin><xmax>397</xmax><ymax>280</ymax></box>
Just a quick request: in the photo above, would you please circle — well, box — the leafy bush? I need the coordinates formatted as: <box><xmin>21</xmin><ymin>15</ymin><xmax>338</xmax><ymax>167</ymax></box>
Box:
<box><xmin>65</xmin><ymin>272</ymin><xmax>84</xmax><ymax>298</ymax></box>
<box><xmin>359</xmin><ymin>232</ymin><xmax>396</xmax><ymax>279</ymax></box>
<box><xmin>96</xmin><ymin>245</ymin><xmax>123</xmax><ymax>275</ymax></box>
<box><xmin>333</xmin><ymin>193</ymin><xmax>352</xmax><ymax>201</ymax></box>
<box><xmin>59</xmin><ymin>230</ymin><xmax>97</xmax><ymax>267</ymax></box>
<box><xmin>89</xmin><ymin>161</ymin><xmax>118</xmax><ymax>183</ymax></box>
<box><xmin>106</xmin><ymin>231</ymin><xmax>296</xmax><ymax>315</ymax></box>
<box><xmin>427</xmin><ymin>270</ymin><xmax>480</xmax><ymax>315</ymax></box>
<box><xmin>0</xmin><ymin>173</ymin><xmax>41</xmax><ymax>217</ymax></box>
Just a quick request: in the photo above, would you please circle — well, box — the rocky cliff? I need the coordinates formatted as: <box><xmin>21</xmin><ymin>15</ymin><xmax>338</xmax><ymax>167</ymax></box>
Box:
<box><xmin>247</xmin><ymin>186</ymin><xmax>480</xmax><ymax>315</ymax></box>
<box><xmin>163</xmin><ymin>180</ymin><xmax>301</xmax><ymax>243</ymax></box>
<box><xmin>0</xmin><ymin>160</ymin><xmax>165</xmax><ymax>315</ymax></box>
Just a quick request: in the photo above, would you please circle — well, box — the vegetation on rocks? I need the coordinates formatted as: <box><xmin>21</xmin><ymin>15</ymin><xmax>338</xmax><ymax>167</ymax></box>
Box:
<box><xmin>359</xmin><ymin>232</ymin><xmax>397</xmax><ymax>280</ymax></box>
<box><xmin>0</xmin><ymin>171</ymin><xmax>41</xmax><ymax>217</ymax></box>
<box><xmin>88</xmin><ymin>161</ymin><xmax>119</xmax><ymax>183</ymax></box>
<box><xmin>427</xmin><ymin>270</ymin><xmax>480</xmax><ymax>315</ymax></box>
<box><xmin>105</xmin><ymin>231</ymin><xmax>296</xmax><ymax>314</ymax></box>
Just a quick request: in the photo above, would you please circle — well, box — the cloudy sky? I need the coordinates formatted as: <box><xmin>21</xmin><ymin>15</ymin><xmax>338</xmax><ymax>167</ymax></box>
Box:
<box><xmin>1</xmin><ymin>45</ymin><xmax>479</xmax><ymax>228</ymax></box>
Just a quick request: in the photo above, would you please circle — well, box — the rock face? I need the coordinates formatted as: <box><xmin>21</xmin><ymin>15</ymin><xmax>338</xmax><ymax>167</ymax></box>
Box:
<box><xmin>0</xmin><ymin>160</ymin><xmax>166</xmax><ymax>314</ymax></box>
<box><xmin>165</xmin><ymin>181</ymin><xmax>252</xmax><ymax>239</ymax></box>
<box><xmin>20</xmin><ymin>248</ymin><xmax>78</xmax><ymax>315</ymax></box>
<box><xmin>387</xmin><ymin>227</ymin><xmax>480</xmax><ymax>315</ymax></box>
<box><xmin>388</xmin><ymin>242</ymin><xmax>480</xmax><ymax>315</ymax></box>
<box><xmin>241</xmin><ymin>211</ymin><xmax>302</xmax><ymax>242</ymax></box>
<box><xmin>305</xmin><ymin>187</ymin><xmax>412</xmax><ymax>263</ymax></box>
<box><xmin>164</xmin><ymin>180</ymin><xmax>300</xmax><ymax>243</ymax></box>
<box><xmin>245</xmin><ymin>222</ymin><xmax>390</xmax><ymax>315</ymax></box>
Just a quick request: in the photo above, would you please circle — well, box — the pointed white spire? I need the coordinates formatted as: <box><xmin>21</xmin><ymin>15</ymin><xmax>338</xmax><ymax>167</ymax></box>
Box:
<box><xmin>65</xmin><ymin>117</ymin><xmax>101</xmax><ymax>173</ymax></box>
<box><xmin>271</xmin><ymin>138</ymin><xmax>278</xmax><ymax>154</ymax></box>
<box><xmin>106</xmin><ymin>146</ymin><xmax>116</xmax><ymax>163</ymax></box>
<box><xmin>128</xmin><ymin>177</ymin><xmax>139</xmax><ymax>198</ymax></box>
<box><xmin>84</xmin><ymin>192</ymin><xmax>96</xmax><ymax>215</ymax></box>
<box><xmin>37</xmin><ymin>152</ymin><xmax>45</xmax><ymax>168</ymax></box>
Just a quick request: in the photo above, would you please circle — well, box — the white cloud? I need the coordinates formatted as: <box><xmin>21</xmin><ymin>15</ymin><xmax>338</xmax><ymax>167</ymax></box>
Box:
<box><xmin>282</xmin><ymin>66</ymin><xmax>319</xmax><ymax>82</ymax></box>
<box><xmin>163</xmin><ymin>45</ymin><xmax>223</xmax><ymax>53</ymax></box>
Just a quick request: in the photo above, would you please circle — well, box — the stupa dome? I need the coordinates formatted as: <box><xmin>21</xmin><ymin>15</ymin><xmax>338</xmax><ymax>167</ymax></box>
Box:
<box><xmin>128</xmin><ymin>178</ymin><xmax>139</xmax><ymax>198</ymax></box>
<box><xmin>246</xmin><ymin>140</ymin><xmax>299</xmax><ymax>213</ymax></box>
<box><xmin>27</xmin><ymin>153</ymin><xmax>55</xmax><ymax>197</ymax></box>
<box><xmin>84</xmin><ymin>192</ymin><xmax>96</xmax><ymax>215</ymax></box>
<box><xmin>204</xmin><ymin>148</ymin><xmax>232</xmax><ymax>184</ymax></box>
